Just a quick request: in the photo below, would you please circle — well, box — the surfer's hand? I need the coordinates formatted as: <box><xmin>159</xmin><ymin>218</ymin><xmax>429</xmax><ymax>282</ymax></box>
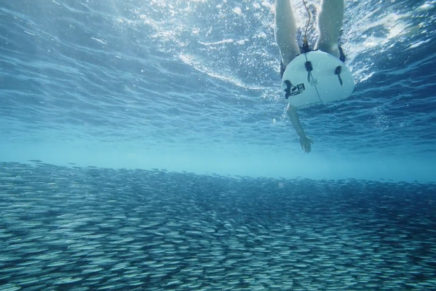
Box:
<box><xmin>299</xmin><ymin>136</ymin><xmax>313</xmax><ymax>153</ymax></box>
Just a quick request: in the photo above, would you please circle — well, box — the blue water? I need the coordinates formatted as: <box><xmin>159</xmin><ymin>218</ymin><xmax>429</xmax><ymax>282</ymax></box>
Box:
<box><xmin>0</xmin><ymin>0</ymin><xmax>436</xmax><ymax>289</ymax></box>
<box><xmin>0</xmin><ymin>0</ymin><xmax>435</xmax><ymax>181</ymax></box>
<box><xmin>0</xmin><ymin>162</ymin><xmax>435</xmax><ymax>290</ymax></box>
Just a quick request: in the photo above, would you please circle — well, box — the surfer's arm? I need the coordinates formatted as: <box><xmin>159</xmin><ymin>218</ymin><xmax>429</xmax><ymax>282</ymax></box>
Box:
<box><xmin>286</xmin><ymin>104</ymin><xmax>312</xmax><ymax>152</ymax></box>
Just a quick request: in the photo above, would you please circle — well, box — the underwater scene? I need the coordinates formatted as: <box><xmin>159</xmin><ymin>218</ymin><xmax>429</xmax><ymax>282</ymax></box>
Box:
<box><xmin>0</xmin><ymin>0</ymin><xmax>435</xmax><ymax>290</ymax></box>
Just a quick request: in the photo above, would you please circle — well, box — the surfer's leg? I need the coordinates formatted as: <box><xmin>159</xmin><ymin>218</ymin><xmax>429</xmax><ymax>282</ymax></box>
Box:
<box><xmin>275</xmin><ymin>0</ymin><xmax>300</xmax><ymax>66</ymax></box>
<box><xmin>317</xmin><ymin>0</ymin><xmax>344</xmax><ymax>58</ymax></box>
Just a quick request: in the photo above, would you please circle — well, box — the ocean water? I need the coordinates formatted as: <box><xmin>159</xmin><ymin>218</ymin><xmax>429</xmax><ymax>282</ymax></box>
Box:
<box><xmin>0</xmin><ymin>0</ymin><xmax>435</xmax><ymax>290</ymax></box>
<box><xmin>1</xmin><ymin>162</ymin><xmax>435</xmax><ymax>290</ymax></box>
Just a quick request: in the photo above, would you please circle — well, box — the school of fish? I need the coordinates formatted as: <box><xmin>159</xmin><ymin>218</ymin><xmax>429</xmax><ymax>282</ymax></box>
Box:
<box><xmin>0</xmin><ymin>162</ymin><xmax>435</xmax><ymax>290</ymax></box>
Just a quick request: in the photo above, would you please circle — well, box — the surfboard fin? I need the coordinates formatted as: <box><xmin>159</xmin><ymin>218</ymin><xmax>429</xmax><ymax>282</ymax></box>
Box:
<box><xmin>335</xmin><ymin>66</ymin><xmax>343</xmax><ymax>86</ymax></box>
<box><xmin>305</xmin><ymin>61</ymin><xmax>313</xmax><ymax>82</ymax></box>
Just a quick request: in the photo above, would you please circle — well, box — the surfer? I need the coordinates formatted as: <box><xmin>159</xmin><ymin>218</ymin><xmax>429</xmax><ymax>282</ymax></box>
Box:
<box><xmin>275</xmin><ymin>0</ymin><xmax>352</xmax><ymax>152</ymax></box>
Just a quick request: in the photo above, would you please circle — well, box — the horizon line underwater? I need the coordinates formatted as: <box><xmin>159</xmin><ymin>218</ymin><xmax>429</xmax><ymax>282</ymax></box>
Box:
<box><xmin>1</xmin><ymin>0</ymin><xmax>436</xmax><ymax>290</ymax></box>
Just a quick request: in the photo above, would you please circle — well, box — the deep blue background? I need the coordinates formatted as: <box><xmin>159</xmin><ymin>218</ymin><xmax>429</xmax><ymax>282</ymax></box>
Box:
<box><xmin>0</xmin><ymin>0</ymin><xmax>435</xmax><ymax>181</ymax></box>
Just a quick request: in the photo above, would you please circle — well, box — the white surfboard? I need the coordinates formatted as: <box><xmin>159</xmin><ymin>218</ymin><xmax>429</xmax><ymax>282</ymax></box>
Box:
<box><xmin>281</xmin><ymin>50</ymin><xmax>354</xmax><ymax>108</ymax></box>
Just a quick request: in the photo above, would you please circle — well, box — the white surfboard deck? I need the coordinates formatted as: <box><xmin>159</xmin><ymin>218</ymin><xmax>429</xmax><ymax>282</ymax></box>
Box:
<box><xmin>281</xmin><ymin>50</ymin><xmax>354</xmax><ymax>108</ymax></box>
